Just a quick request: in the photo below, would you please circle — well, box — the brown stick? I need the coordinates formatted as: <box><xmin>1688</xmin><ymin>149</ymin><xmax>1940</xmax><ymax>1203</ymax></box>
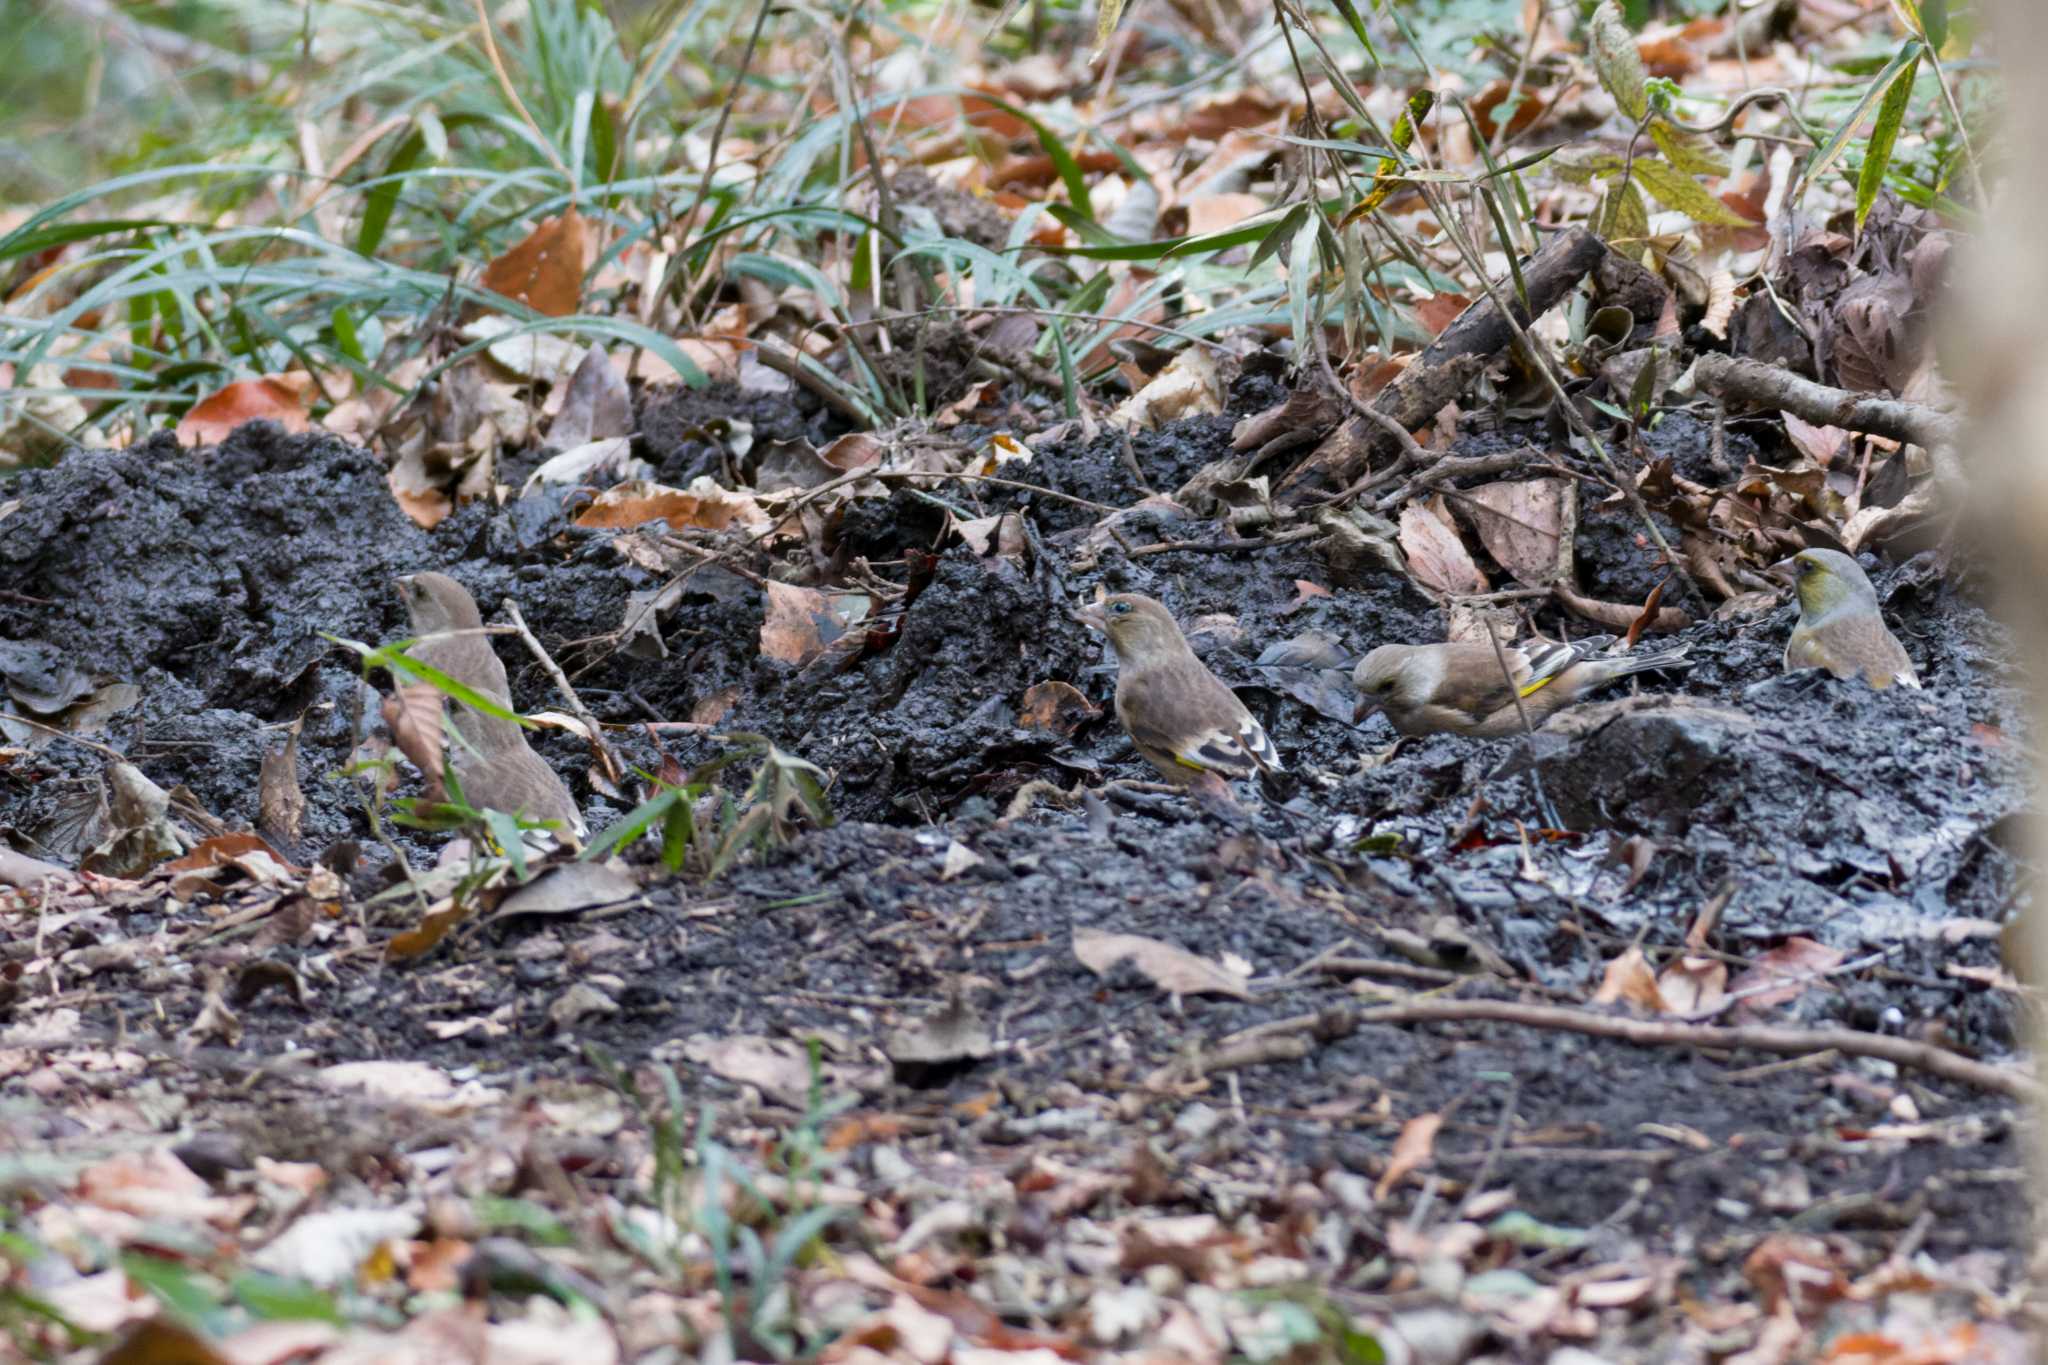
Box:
<box><xmin>1358</xmin><ymin>998</ymin><xmax>2035</xmax><ymax>1100</ymax></box>
<box><xmin>1277</xmin><ymin>226</ymin><xmax>1608</xmax><ymax>503</ymax></box>
<box><xmin>1691</xmin><ymin>353</ymin><xmax>1962</xmax><ymax>453</ymax></box>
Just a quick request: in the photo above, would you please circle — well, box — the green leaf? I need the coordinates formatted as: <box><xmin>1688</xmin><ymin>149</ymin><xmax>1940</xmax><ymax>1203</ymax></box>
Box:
<box><xmin>1804</xmin><ymin>40</ymin><xmax>1923</xmax><ymax>202</ymax></box>
<box><xmin>582</xmin><ymin>786</ymin><xmax>682</xmax><ymax>862</ymax></box>
<box><xmin>1921</xmin><ymin>0</ymin><xmax>1948</xmax><ymax>49</ymax></box>
<box><xmin>661</xmin><ymin>791</ymin><xmax>694</xmax><ymax>871</ymax></box>
<box><xmin>1648</xmin><ymin>121</ymin><xmax>1729</xmax><ymax>178</ymax></box>
<box><xmin>330</xmin><ymin>305</ymin><xmax>364</xmax><ymax>366</ymax></box>
<box><xmin>231</xmin><ymin>1272</ymin><xmax>345</xmax><ymax>1325</ymax></box>
<box><xmin>1248</xmin><ymin>202</ymin><xmax>1309</xmax><ymax>275</ymax></box>
<box><xmin>1323</xmin><ymin>0</ymin><xmax>1379</xmax><ymax>64</ymax></box>
<box><xmin>356</xmin><ymin>112</ymin><xmax>488</xmax><ymax>257</ymax></box>
<box><xmin>1588</xmin><ymin>1</ymin><xmax>1650</xmax><ymax>123</ymax></box>
<box><xmin>1629</xmin><ymin>157</ymin><xmax>1754</xmax><ymax>227</ymax></box>
<box><xmin>1857</xmin><ymin>49</ymin><xmax>1922</xmax><ymax>232</ymax></box>
<box><xmin>120</xmin><ymin>1253</ymin><xmax>226</xmax><ymax>1333</ymax></box>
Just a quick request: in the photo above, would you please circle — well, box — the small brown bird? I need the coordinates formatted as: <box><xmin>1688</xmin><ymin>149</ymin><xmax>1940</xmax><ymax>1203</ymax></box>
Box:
<box><xmin>1353</xmin><ymin>635</ymin><xmax>1691</xmax><ymax>737</ymax></box>
<box><xmin>395</xmin><ymin>572</ymin><xmax>585</xmax><ymax>843</ymax></box>
<box><xmin>1073</xmin><ymin>592</ymin><xmax>1282</xmax><ymax>801</ymax></box>
<box><xmin>1780</xmin><ymin>548</ymin><xmax>1920</xmax><ymax>690</ymax></box>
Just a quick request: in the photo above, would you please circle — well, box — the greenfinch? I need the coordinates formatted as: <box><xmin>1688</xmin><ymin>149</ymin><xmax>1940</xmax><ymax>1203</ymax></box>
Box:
<box><xmin>396</xmin><ymin>572</ymin><xmax>586</xmax><ymax>843</ymax></box>
<box><xmin>1352</xmin><ymin>635</ymin><xmax>1691</xmax><ymax>737</ymax></box>
<box><xmin>1781</xmin><ymin>548</ymin><xmax>1920</xmax><ymax>690</ymax></box>
<box><xmin>1073</xmin><ymin>592</ymin><xmax>1283</xmax><ymax>800</ymax></box>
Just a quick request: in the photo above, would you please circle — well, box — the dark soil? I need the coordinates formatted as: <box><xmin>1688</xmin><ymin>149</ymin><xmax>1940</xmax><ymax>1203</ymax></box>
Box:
<box><xmin>0</xmin><ymin>409</ymin><xmax>2030</xmax><ymax>1315</ymax></box>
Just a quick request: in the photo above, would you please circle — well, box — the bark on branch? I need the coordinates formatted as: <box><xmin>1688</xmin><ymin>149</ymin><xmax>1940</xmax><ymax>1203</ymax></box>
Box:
<box><xmin>1692</xmin><ymin>352</ymin><xmax>1962</xmax><ymax>453</ymax></box>
<box><xmin>1277</xmin><ymin>226</ymin><xmax>1609</xmax><ymax>503</ymax></box>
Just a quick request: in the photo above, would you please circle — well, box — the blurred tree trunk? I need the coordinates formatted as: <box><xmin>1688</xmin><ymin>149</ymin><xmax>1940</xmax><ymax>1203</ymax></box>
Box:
<box><xmin>1965</xmin><ymin>0</ymin><xmax>2048</xmax><ymax>1311</ymax></box>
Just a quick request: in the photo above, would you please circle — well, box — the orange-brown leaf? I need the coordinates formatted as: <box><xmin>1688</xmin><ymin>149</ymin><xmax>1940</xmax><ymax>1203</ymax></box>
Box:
<box><xmin>480</xmin><ymin>207</ymin><xmax>590</xmax><ymax>317</ymax></box>
<box><xmin>177</xmin><ymin>375</ymin><xmax>314</xmax><ymax>447</ymax></box>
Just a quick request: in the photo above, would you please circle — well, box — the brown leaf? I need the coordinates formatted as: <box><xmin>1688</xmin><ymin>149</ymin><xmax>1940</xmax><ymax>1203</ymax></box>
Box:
<box><xmin>1072</xmin><ymin>927</ymin><xmax>1251</xmax><ymax>999</ymax></box>
<box><xmin>1655</xmin><ymin>954</ymin><xmax>1727</xmax><ymax>1016</ymax></box>
<box><xmin>177</xmin><ymin>375</ymin><xmax>313</xmax><ymax>447</ymax></box>
<box><xmin>386</xmin><ymin>902</ymin><xmax>469</xmax><ymax>962</ymax></box>
<box><xmin>1016</xmin><ymin>680</ymin><xmax>1102</xmax><ymax>737</ymax></box>
<box><xmin>98</xmin><ymin>1317</ymin><xmax>234</xmax><ymax>1365</ymax></box>
<box><xmin>480</xmin><ymin>206</ymin><xmax>589</xmax><ymax>317</ymax></box>
<box><xmin>1398</xmin><ymin>502</ymin><xmax>1488</xmax><ymax>596</ymax></box>
<box><xmin>955</xmin><ymin>512</ymin><xmax>1025</xmax><ymax>557</ymax></box>
<box><xmin>759</xmin><ymin>581</ymin><xmax>868</xmax><ymax>666</ymax></box>
<box><xmin>1414</xmin><ymin>293</ymin><xmax>1471</xmax><ymax>337</ymax></box>
<box><xmin>1373</xmin><ymin>1112</ymin><xmax>1443</xmax><ymax>1201</ymax></box>
<box><xmin>383</xmin><ymin>684</ymin><xmax>447</xmax><ymax>802</ymax></box>
<box><xmin>259</xmin><ymin>725</ymin><xmax>306</xmax><ymax>847</ymax></box>
<box><xmin>818</xmin><ymin>432</ymin><xmax>884</xmax><ymax>471</ymax></box>
<box><xmin>1461</xmin><ymin>478</ymin><xmax>1575</xmax><ymax>586</ymax></box>
<box><xmin>1623</xmin><ymin>581</ymin><xmax>1666</xmax><ymax>649</ymax></box>
<box><xmin>547</xmin><ymin>344</ymin><xmax>631</xmax><ymax>449</ymax></box>
<box><xmin>1591</xmin><ymin>945</ymin><xmax>1666</xmax><ymax>1013</ymax></box>
<box><xmin>573</xmin><ymin>477</ymin><xmax>770</xmax><ymax>533</ymax></box>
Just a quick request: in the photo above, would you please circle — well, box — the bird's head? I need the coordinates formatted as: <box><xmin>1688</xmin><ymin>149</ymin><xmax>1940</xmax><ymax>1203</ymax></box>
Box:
<box><xmin>395</xmin><ymin>571</ymin><xmax>484</xmax><ymax>636</ymax></box>
<box><xmin>1783</xmin><ymin>548</ymin><xmax>1877</xmax><ymax>619</ymax></box>
<box><xmin>1073</xmin><ymin>592</ymin><xmax>1187</xmax><ymax>664</ymax></box>
<box><xmin>1351</xmin><ymin>644</ymin><xmax>1437</xmax><ymax>722</ymax></box>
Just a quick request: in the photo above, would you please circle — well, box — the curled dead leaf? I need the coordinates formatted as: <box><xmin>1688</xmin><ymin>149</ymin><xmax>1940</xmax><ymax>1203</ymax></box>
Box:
<box><xmin>574</xmin><ymin>477</ymin><xmax>771</xmax><ymax>534</ymax></box>
<box><xmin>1016</xmin><ymin>680</ymin><xmax>1102</xmax><ymax>737</ymax></box>
<box><xmin>1398</xmin><ymin>501</ymin><xmax>1488</xmax><ymax>596</ymax></box>
<box><xmin>1072</xmin><ymin>927</ymin><xmax>1251</xmax><ymax>1000</ymax></box>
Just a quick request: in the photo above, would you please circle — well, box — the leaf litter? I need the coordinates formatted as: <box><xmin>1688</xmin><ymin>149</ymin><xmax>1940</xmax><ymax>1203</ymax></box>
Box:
<box><xmin>0</xmin><ymin>8</ymin><xmax>2033</xmax><ymax>1362</ymax></box>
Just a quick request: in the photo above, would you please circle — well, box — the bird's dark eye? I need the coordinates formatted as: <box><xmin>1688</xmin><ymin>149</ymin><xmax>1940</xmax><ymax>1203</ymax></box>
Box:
<box><xmin>1378</xmin><ymin>679</ymin><xmax>1395</xmax><ymax>693</ymax></box>
<box><xmin>1111</xmin><ymin>601</ymin><xmax>1132</xmax><ymax>615</ymax></box>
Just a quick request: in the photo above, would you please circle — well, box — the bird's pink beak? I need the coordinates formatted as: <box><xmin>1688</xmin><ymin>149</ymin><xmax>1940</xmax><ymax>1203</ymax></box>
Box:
<box><xmin>1072</xmin><ymin>603</ymin><xmax>1108</xmax><ymax>631</ymax></box>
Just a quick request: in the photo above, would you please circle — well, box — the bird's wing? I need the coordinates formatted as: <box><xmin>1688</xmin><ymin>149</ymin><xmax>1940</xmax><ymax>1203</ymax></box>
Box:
<box><xmin>1415</xmin><ymin>644</ymin><xmax>1536</xmax><ymax>722</ymax></box>
<box><xmin>1516</xmin><ymin>635</ymin><xmax>1618</xmax><ymax>693</ymax></box>
<box><xmin>1809</xmin><ymin>616</ymin><xmax>1920</xmax><ymax>689</ymax></box>
<box><xmin>1120</xmin><ymin>660</ymin><xmax>1283</xmax><ymax>778</ymax></box>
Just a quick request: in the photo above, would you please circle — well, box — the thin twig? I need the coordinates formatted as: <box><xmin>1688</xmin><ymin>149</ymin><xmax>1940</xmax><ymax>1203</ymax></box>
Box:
<box><xmin>752</xmin><ymin>467</ymin><xmax>1121</xmax><ymax>547</ymax></box>
<box><xmin>501</xmin><ymin>599</ymin><xmax>623</xmax><ymax>786</ymax></box>
<box><xmin>470</xmin><ymin>0</ymin><xmax>572</xmax><ymax>184</ymax></box>
<box><xmin>1126</xmin><ymin>526</ymin><xmax>1322</xmax><ymax>557</ymax></box>
<box><xmin>1485</xmin><ymin>626</ymin><xmax>1564</xmax><ymax>831</ymax></box>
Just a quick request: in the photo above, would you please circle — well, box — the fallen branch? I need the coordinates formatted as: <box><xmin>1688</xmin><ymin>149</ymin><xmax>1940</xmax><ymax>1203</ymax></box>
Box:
<box><xmin>1126</xmin><ymin>526</ymin><xmax>1322</xmax><ymax>557</ymax></box>
<box><xmin>1692</xmin><ymin>353</ymin><xmax>1962</xmax><ymax>454</ymax></box>
<box><xmin>1365</xmin><ymin>998</ymin><xmax>2035</xmax><ymax>1100</ymax></box>
<box><xmin>1553</xmin><ymin>582</ymin><xmax>1691</xmax><ymax>634</ymax></box>
<box><xmin>1278</xmin><ymin>226</ymin><xmax>1607</xmax><ymax>502</ymax></box>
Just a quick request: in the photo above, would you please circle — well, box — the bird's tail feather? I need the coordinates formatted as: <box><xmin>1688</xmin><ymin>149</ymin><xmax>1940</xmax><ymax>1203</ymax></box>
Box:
<box><xmin>1605</xmin><ymin>643</ymin><xmax>1692</xmax><ymax>677</ymax></box>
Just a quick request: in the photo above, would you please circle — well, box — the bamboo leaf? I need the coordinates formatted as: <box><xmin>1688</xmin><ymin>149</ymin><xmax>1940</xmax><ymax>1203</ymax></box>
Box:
<box><xmin>1857</xmin><ymin>49</ymin><xmax>1922</xmax><ymax>231</ymax></box>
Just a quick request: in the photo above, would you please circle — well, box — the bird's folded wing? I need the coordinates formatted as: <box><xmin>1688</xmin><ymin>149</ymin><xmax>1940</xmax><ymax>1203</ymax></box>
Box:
<box><xmin>1812</xmin><ymin>616</ymin><xmax>1920</xmax><ymax>689</ymax></box>
<box><xmin>1420</xmin><ymin>644</ymin><xmax>1531</xmax><ymax>721</ymax></box>
<box><xmin>1516</xmin><ymin>635</ymin><xmax>1617</xmax><ymax>693</ymax></box>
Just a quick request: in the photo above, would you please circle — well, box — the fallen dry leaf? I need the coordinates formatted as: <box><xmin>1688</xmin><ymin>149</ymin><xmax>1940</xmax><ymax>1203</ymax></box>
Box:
<box><xmin>574</xmin><ymin>477</ymin><xmax>771</xmax><ymax>534</ymax></box>
<box><xmin>177</xmin><ymin>374</ymin><xmax>314</xmax><ymax>447</ymax></box>
<box><xmin>1398</xmin><ymin>501</ymin><xmax>1489</xmax><ymax>596</ymax></box>
<box><xmin>1072</xmin><ymin>927</ymin><xmax>1251</xmax><ymax>1000</ymax></box>
<box><xmin>480</xmin><ymin>206</ymin><xmax>589</xmax><ymax>317</ymax></box>
<box><xmin>1591</xmin><ymin>945</ymin><xmax>1667</xmax><ymax>1013</ymax></box>
<box><xmin>1374</xmin><ymin>1111</ymin><xmax>1443</xmax><ymax>1201</ymax></box>
<box><xmin>1461</xmin><ymin>478</ymin><xmax>1575</xmax><ymax>586</ymax></box>
<box><xmin>1017</xmin><ymin>680</ymin><xmax>1102</xmax><ymax>737</ymax></box>
<box><xmin>1726</xmin><ymin>937</ymin><xmax>1845</xmax><ymax>1014</ymax></box>
<box><xmin>759</xmin><ymin>581</ymin><xmax>870</xmax><ymax>667</ymax></box>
